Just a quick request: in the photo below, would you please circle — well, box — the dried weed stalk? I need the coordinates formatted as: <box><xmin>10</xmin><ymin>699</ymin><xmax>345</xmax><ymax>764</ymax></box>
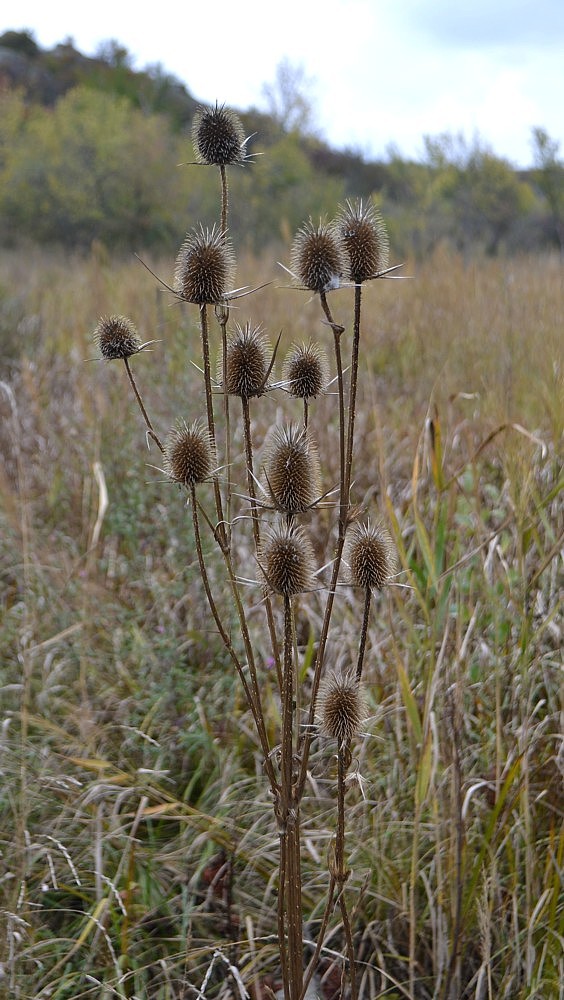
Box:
<box><xmin>93</xmin><ymin>102</ymin><xmax>401</xmax><ymax>1000</ymax></box>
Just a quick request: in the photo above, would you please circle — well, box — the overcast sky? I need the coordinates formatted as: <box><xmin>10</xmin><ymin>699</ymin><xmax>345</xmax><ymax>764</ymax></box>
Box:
<box><xmin>3</xmin><ymin>0</ymin><xmax>564</xmax><ymax>167</ymax></box>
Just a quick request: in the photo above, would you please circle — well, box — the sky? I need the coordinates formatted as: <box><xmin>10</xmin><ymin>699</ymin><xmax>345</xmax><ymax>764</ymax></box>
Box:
<box><xmin>3</xmin><ymin>0</ymin><xmax>564</xmax><ymax>168</ymax></box>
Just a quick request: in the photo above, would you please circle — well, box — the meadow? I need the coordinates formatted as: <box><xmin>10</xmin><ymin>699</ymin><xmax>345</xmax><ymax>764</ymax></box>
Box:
<box><xmin>0</xmin><ymin>239</ymin><xmax>562</xmax><ymax>999</ymax></box>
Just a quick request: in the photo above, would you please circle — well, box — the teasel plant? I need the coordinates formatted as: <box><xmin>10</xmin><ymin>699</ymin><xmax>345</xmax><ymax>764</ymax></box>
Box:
<box><xmin>92</xmin><ymin>102</ymin><xmax>402</xmax><ymax>1000</ymax></box>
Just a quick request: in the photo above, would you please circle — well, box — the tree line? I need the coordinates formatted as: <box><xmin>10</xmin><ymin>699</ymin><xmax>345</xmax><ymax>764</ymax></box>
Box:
<box><xmin>0</xmin><ymin>31</ymin><xmax>562</xmax><ymax>256</ymax></box>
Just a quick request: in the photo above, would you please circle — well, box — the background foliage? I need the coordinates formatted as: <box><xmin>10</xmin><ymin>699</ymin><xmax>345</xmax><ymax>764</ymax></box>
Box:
<box><xmin>1</xmin><ymin>30</ymin><xmax>563</xmax><ymax>256</ymax></box>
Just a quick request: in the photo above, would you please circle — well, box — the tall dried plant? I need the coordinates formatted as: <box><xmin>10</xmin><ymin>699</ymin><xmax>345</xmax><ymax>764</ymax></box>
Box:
<box><xmin>93</xmin><ymin>102</ymin><xmax>402</xmax><ymax>1000</ymax></box>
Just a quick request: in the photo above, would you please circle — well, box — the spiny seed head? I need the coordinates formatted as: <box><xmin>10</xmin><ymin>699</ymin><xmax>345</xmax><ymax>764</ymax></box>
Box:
<box><xmin>336</xmin><ymin>199</ymin><xmax>389</xmax><ymax>284</ymax></box>
<box><xmin>93</xmin><ymin>315</ymin><xmax>142</xmax><ymax>360</ymax></box>
<box><xmin>260</xmin><ymin>523</ymin><xmax>316</xmax><ymax>596</ymax></box>
<box><xmin>223</xmin><ymin>322</ymin><xmax>270</xmax><ymax>398</ymax></box>
<box><xmin>290</xmin><ymin>218</ymin><xmax>345</xmax><ymax>293</ymax></box>
<box><xmin>192</xmin><ymin>102</ymin><xmax>246</xmax><ymax>166</ymax></box>
<box><xmin>174</xmin><ymin>225</ymin><xmax>235</xmax><ymax>305</ymax></box>
<box><xmin>319</xmin><ymin>671</ymin><xmax>366</xmax><ymax>744</ymax></box>
<box><xmin>283</xmin><ymin>341</ymin><xmax>328</xmax><ymax>400</ymax></box>
<box><xmin>264</xmin><ymin>424</ymin><xmax>321</xmax><ymax>515</ymax></box>
<box><xmin>346</xmin><ymin>521</ymin><xmax>396</xmax><ymax>589</ymax></box>
<box><xmin>164</xmin><ymin>419</ymin><xmax>215</xmax><ymax>486</ymax></box>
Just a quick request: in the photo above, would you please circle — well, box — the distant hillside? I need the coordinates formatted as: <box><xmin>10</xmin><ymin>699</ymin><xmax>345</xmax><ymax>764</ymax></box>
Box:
<box><xmin>0</xmin><ymin>29</ymin><xmax>199</xmax><ymax>127</ymax></box>
<box><xmin>0</xmin><ymin>29</ymin><xmax>402</xmax><ymax>199</ymax></box>
<box><xmin>0</xmin><ymin>29</ymin><xmax>562</xmax><ymax>255</ymax></box>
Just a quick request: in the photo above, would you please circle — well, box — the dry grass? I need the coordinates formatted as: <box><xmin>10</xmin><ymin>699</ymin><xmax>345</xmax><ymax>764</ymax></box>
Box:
<box><xmin>1</xmin><ymin>244</ymin><xmax>562</xmax><ymax>999</ymax></box>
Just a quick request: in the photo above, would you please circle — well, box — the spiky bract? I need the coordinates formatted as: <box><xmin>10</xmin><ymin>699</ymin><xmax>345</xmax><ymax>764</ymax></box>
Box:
<box><xmin>290</xmin><ymin>219</ymin><xmax>345</xmax><ymax>293</ymax></box>
<box><xmin>319</xmin><ymin>671</ymin><xmax>366</xmax><ymax>744</ymax></box>
<box><xmin>93</xmin><ymin>315</ymin><xmax>142</xmax><ymax>360</ymax></box>
<box><xmin>164</xmin><ymin>420</ymin><xmax>215</xmax><ymax>486</ymax></box>
<box><xmin>336</xmin><ymin>199</ymin><xmax>389</xmax><ymax>284</ymax></box>
<box><xmin>192</xmin><ymin>103</ymin><xmax>246</xmax><ymax>166</ymax></box>
<box><xmin>264</xmin><ymin>424</ymin><xmax>321</xmax><ymax>515</ymax></box>
<box><xmin>260</xmin><ymin>523</ymin><xmax>316</xmax><ymax>596</ymax></box>
<box><xmin>174</xmin><ymin>226</ymin><xmax>235</xmax><ymax>304</ymax></box>
<box><xmin>283</xmin><ymin>341</ymin><xmax>328</xmax><ymax>400</ymax></box>
<box><xmin>223</xmin><ymin>322</ymin><xmax>270</xmax><ymax>398</ymax></box>
<box><xmin>346</xmin><ymin>521</ymin><xmax>396</xmax><ymax>589</ymax></box>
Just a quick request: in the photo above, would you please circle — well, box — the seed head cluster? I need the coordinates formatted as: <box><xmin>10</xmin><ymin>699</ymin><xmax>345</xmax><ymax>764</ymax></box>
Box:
<box><xmin>93</xmin><ymin>315</ymin><xmax>142</xmax><ymax>360</ymax></box>
<box><xmin>283</xmin><ymin>341</ymin><xmax>328</xmax><ymax>400</ymax></box>
<box><xmin>319</xmin><ymin>672</ymin><xmax>366</xmax><ymax>744</ymax></box>
<box><xmin>346</xmin><ymin>522</ymin><xmax>396</xmax><ymax>589</ymax></box>
<box><xmin>264</xmin><ymin>425</ymin><xmax>321</xmax><ymax>515</ymax></box>
<box><xmin>224</xmin><ymin>322</ymin><xmax>270</xmax><ymax>398</ymax></box>
<box><xmin>290</xmin><ymin>219</ymin><xmax>345</xmax><ymax>293</ymax></box>
<box><xmin>164</xmin><ymin>420</ymin><xmax>215</xmax><ymax>487</ymax></box>
<box><xmin>174</xmin><ymin>226</ymin><xmax>235</xmax><ymax>305</ymax></box>
<box><xmin>260</xmin><ymin>523</ymin><xmax>316</xmax><ymax>597</ymax></box>
<box><xmin>192</xmin><ymin>103</ymin><xmax>246</xmax><ymax>166</ymax></box>
<box><xmin>336</xmin><ymin>199</ymin><xmax>389</xmax><ymax>284</ymax></box>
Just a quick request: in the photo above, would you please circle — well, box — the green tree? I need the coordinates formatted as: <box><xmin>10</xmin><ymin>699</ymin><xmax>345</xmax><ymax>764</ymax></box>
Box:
<box><xmin>260</xmin><ymin>58</ymin><xmax>318</xmax><ymax>136</ymax></box>
<box><xmin>229</xmin><ymin>132</ymin><xmax>344</xmax><ymax>250</ymax></box>
<box><xmin>531</xmin><ymin>126</ymin><xmax>564</xmax><ymax>252</ymax></box>
<box><xmin>422</xmin><ymin>132</ymin><xmax>533</xmax><ymax>254</ymax></box>
<box><xmin>0</xmin><ymin>86</ymin><xmax>188</xmax><ymax>248</ymax></box>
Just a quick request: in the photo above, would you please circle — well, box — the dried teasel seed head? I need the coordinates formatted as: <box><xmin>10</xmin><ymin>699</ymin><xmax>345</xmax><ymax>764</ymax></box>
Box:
<box><xmin>346</xmin><ymin>521</ymin><xmax>396</xmax><ymax>589</ymax></box>
<box><xmin>222</xmin><ymin>322</ymin><xmax>270</xmax><ymax>398</ymax></box>
<box><xmin>93</xmin><ymin>315</ymin><xmax>142</xmax><ymax>360</ymax></box>
<box><xmin>283</xmin><ymin>341</ymin><xmax>328</xmax><ymax>400</ymax></box>
<box><xmin>336</xmin><ymin>199</ymin><xmax>389</xmax><ymax>284</ymax></box>
<box><xmin>264</xmin><ymin>424</ymin><xmax>321</xmax><ymax>515</ymax></box>
<box><xmin>164</xmin><ymin>419</ymin><xmax>215</xmax><ymax>486</ymax></box>
<box><xmin>191</xmin><ymin>102</ymin><xmax>246</xmax><ymax>166</ymax></box>
<box><xmin>290</xmin><ymin>218</ymin><xmax>345</xmax><ymax>293</ymax></box>
<box><xmin>174</xmin><ymin>225</ymin><xmax>235</xmax><ymax>305</ymax></box>
<box><xmin>319</xmin><ymin>671</ymin><xmax>366</xmax><ymax>744</ymax></box>
<box><xmin>260</xmin><ymin>522</ymin><xmax>316</xmax><ymax>596</ymax></box>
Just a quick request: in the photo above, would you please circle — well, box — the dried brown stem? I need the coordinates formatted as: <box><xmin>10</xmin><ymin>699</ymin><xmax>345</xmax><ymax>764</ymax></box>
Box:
<box><xmin>123</xmin><ymin>357</ymin><xmax>165</xmax><ymax>454</ymax></box>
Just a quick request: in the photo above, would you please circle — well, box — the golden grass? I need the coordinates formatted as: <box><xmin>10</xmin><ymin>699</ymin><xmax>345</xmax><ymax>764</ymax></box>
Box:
<box><xmin>1</xmin><ymin>245</ymin><xmax>562</xmax><ymax>998</ymax></box>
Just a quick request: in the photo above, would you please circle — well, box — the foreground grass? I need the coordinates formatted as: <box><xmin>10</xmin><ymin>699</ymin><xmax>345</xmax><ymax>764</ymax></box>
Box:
<box><xmin>0</xmin><ymin>246</ymin><xmax>562</xmax><ymax>999</ymax></box>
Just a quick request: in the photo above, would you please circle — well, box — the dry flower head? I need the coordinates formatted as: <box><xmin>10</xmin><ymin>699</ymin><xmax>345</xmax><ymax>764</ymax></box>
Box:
<box><xmin>223</xmin><ymin>322</ymin><xmax>270</xmax><ymax>398</ymax></box>
<box><xmin>164</xmin><ymin>419</ymin><xmax>215</xmax><ymax>486</ymax></box>
<box><xmin>336</xmin><ymin>199</ymin><xmax>389</xmax><ymax>284</ymax></box>
<box><xmin>283</xmin><ymin>341</ymin><xmax>328</xmax><ymax>400</ymax></box>
<box><xmin>260</xmin><ymin>523</ymin><xmax>316</xmax><ymax>596</ymax></box>
<box><xmin>174</xmin><ymin>225</ymin><xmax>235</xmax><ymax>304</ymax></box>
<box><xmin>263</xmin><ymin>424</ymin><xmax>321</xmax><ymax>515</ymax></box>
<box><xmin>346</xmin><ymin>521</ymin><xmax>396</xmax><ymax>589</ymax></box>
<box><xmin>93</xmin><ymin>315</ymin><xmax>142</xmax><ymax>360</ymax></box>
<box><xmin>290</xmin><ymin>219</ymin><xmax>345</xmax><ymax>293</ymax></box>
<box><xmin>192</xmin><ymin>102</ymin><xmax>247</xmax><ymax>166</ymax></box>
<box><xmin>319</xmin><ymin>671</ymin><xmax>367</xmax><ymax>744</ymax></box>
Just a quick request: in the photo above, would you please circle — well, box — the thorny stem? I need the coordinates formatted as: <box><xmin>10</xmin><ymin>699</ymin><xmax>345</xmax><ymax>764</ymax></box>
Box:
<box><xmin>355</xmin><ymin>587</ymin><xmax>372</xmax><ymax>682</ymax></box>
<box><xmin>219</xmin><ymin>164</ymin><xmax>229</xmax><ymax>236</ymax></box>
<box><xmin>336</xmin><ymin>744</ymin><xmax>357</xmax><ymax>1000</ymax></box>
<box><xmin>297</xmin><ymin>288</ymin><xmax>353</xmax><ymax>795</ymax></box>
<box><xmin>218</xmin><ymin>305</ymin><xmax>232</xmax><ymax>547</ymax></box>
<box><xmin>300</xmin><ymin>874</ymin><xmax>336</xmax><ymax>1000</ymax></box>
<box><xmin>198</xmin><ymin>304</ymin><xmax>226</xmax><ymax>545</ymax></box>
<box><xmin>319</xmin><ymin>290</ymin><xmax>346</xmax><ymax>532</ymax></box>
<box><xmin>123</xmin><ymin>357</ymin><xmax>165</xmax><ymax>454</ymax></box>
<box><xmin>278</xmin><ymin>833</ymin><xmax>290</xmax><ymax>1000</ymax></box>
<box><xmin>241</xmin><ymin>395</ymin><xmax>283</xmax><ymax>689</ymax></box>
<box><xmin>280</xmin><ymin>596</ymin><xmax>304</xmax><ymax>1000</ymax></box>
<box><xmin>190</xmin><ymin>486</ymin><xmax>279</xmax><ymax>795</ymax></box>
<box><xmin>345</xmin><ymin>284</ymin><xmax>363</xmax><ymax>504</ymax></box>
<box><xmin>196</xmin><ymin>311</ymin><xmax>269</xmax><ymax>752</ymax></box>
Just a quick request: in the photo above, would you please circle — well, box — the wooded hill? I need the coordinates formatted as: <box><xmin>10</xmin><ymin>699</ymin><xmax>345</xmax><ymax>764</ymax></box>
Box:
<box><xmin>1</xmin><ymin>29</ymin><xmax>563</xmax><ymax>256</ymax></box>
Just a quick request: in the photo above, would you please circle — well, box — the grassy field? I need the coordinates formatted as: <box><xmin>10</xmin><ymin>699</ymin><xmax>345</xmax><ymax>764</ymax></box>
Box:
<box><xmin>1</xmin><ymin>243</ymin><xmax>562</xmax><ymax>999</ymax></box>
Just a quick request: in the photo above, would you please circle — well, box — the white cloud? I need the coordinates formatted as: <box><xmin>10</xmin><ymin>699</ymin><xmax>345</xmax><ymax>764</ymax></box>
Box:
<box><xmin>3</xmin><ymin>0</ymin><xmax>563</xmax><ymax>166</ymax></box>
